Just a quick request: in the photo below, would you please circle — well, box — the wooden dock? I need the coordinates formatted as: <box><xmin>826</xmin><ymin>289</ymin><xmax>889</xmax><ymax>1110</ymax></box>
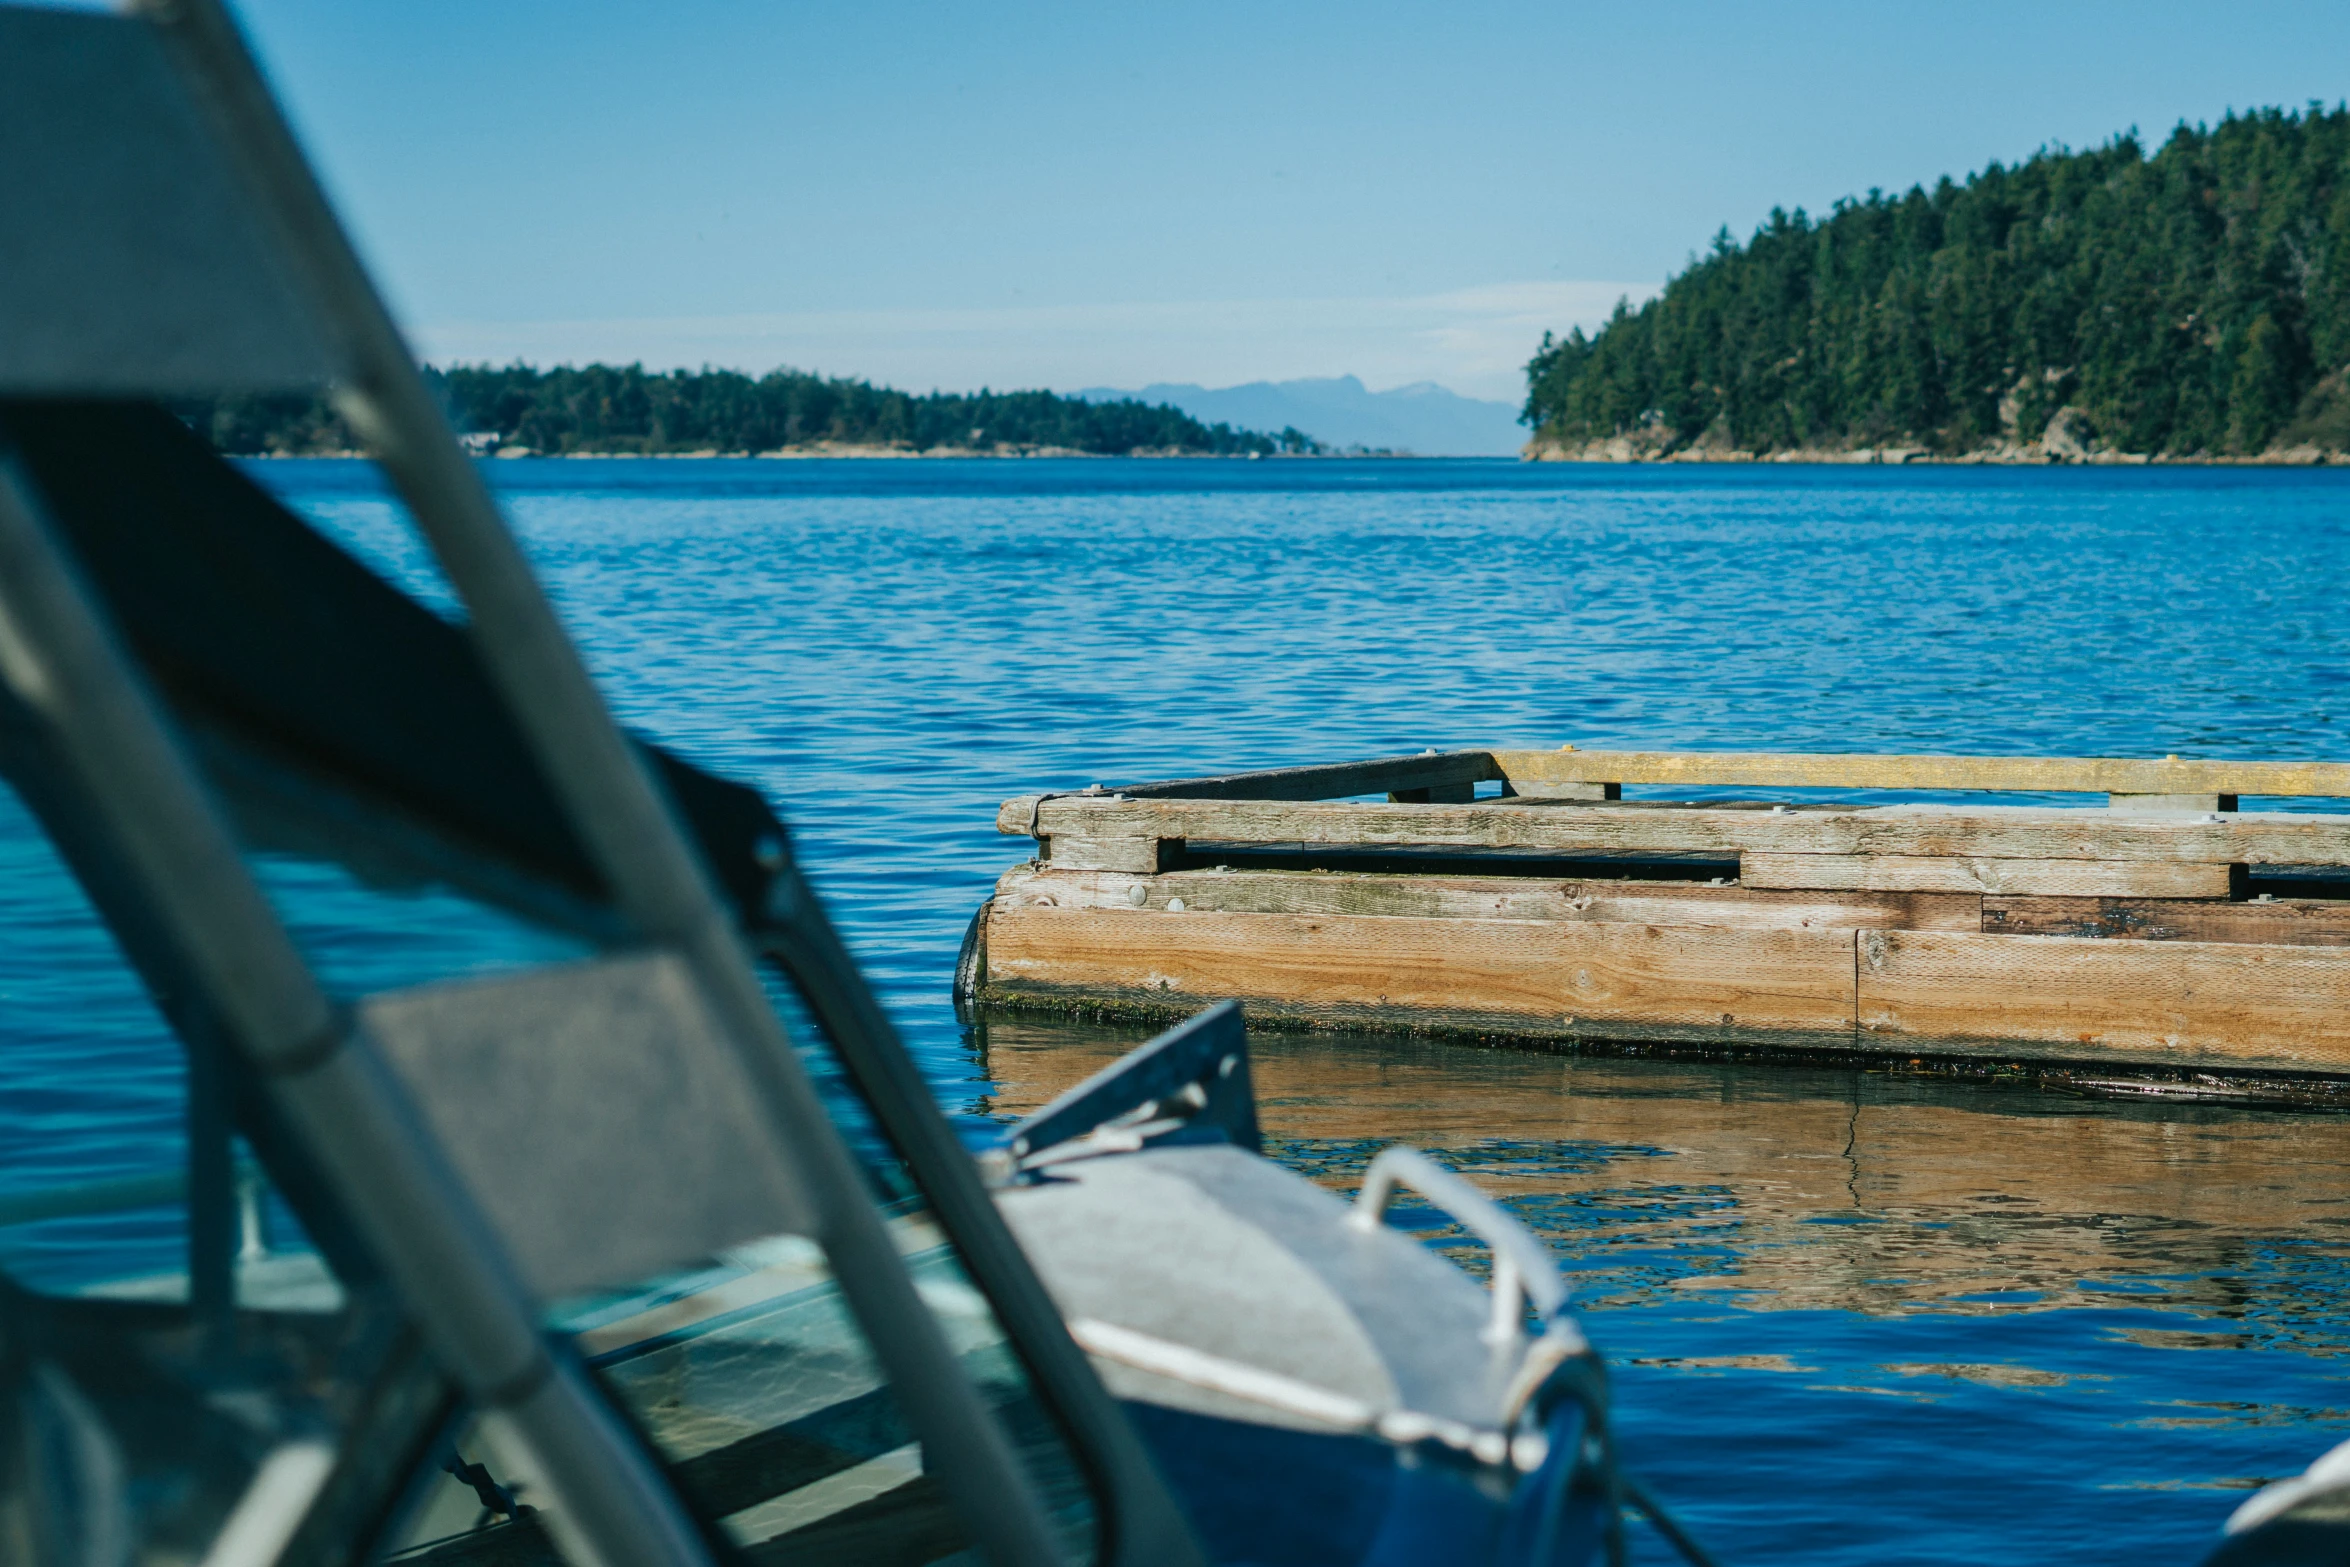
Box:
<box><xmin>965</xmin><ymin>748</ymin><xmax>2350</xmax><ymax>1077</ymax></box>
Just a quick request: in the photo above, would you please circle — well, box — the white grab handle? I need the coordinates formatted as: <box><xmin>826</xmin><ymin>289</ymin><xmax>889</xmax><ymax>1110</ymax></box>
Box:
<box><xmin>1347</xmin><ymin>1147</ymin><xmax>1567</xmax><ymax>1345</ymax></box>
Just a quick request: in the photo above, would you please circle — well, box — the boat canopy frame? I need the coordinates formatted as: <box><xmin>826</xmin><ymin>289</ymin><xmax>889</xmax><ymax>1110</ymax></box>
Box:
<box><xmin>0</xmin><ymin>3</ymin><xmax>1202</xmax><ymax>1564</ymax></box>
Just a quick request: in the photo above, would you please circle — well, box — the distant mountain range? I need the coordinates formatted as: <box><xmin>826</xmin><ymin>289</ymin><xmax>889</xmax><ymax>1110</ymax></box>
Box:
<box><xmin>1078</xmin><ymin>376</ymin><xmax>1526</xmax><ymax>457</ymax></box>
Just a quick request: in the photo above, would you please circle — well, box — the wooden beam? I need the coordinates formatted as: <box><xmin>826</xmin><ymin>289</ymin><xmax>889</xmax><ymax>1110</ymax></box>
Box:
<box><xmin>1116</xmin><ymin>750</ymin><xmax>1498</xmax><ymax>802</ymax></box>
<box><xmin>1493</xmin><ymin>748</ymin><xmax>2350</xmax><ymax>799</ymax></box>
<box><xmin>984</xmin><ymin>904</ymin><xmax>1859</xmax><ymax>1044</ymax></box>
<box><xmin>994</xmin><ymin>864</ymin><xmax>1981</xmax><ymax>931</ymax></box>
<box><xmin>1742</xmin><ymin>853</ymin><xmax>2236</xmax><ymax>899</ymax></box>
<box><xmin>1043</xmin><ymin>836</ymin><xmax>1178</xmax><ymax>873</ymax></box>
<box><xmin>1857</xmin><ymin>929</ymin><xmax>2350</xmax><ymax>1072</ymax></box>
<box><xmin>1507</xmin><ymin>780</ymin><xmax>1621</xmax><ymax>801</ymax></box>
<box><xmin>981</xmin><ymin>890</ymin><xmax>2350</xmax><ymax>1073</ymax></box>
<box><xmin>2108</xmin><ymin>793</ymin><xmax>2237</xmax><ymax>813</ymax></box>
<box><xmin>1000</xmin><ymin>795</ymin><xmax>2350</xmax><ymax>866</ymax></box>
<box><xmin>1984</xmin><ymin>896</ymin><xmax>2350</xmax><ymax>947</ymax></box>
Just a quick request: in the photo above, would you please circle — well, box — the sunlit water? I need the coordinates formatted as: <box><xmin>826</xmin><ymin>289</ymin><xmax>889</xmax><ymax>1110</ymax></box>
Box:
<box><xmin>9</xmin><ymin>456</ymin><xmax>2350</xmax><ymax>1563</ymax></box>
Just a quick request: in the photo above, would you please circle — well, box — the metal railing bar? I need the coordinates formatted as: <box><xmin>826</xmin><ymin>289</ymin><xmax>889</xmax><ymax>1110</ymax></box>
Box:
<box><xmin>0</xmin><ymin>1170</ymin><xmax>185</xmax><ymax>1229</ymax></box>
<box><xmin>0</xmin><ymin>1158</ymin><xmax>274</xmax><ymax>1238</ymax></box>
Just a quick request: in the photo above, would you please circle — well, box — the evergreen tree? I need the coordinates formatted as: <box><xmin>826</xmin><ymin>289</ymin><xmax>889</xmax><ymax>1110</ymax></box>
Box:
<box><xmin>175</xmin><ymin>365</ymin><xmax>1311</xmax><ymax>458</ymax></box>
<box><xmin>1525</xmin><ymin>107</ymin><xmax>2350</xmax><ymax>458</ymax></box>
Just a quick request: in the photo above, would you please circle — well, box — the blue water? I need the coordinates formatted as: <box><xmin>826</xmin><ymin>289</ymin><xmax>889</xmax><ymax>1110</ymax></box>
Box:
<box><xmin>9</xmin><ymin>456</ymin><xmax>2350</xmax><ymax>1562</ymax></box>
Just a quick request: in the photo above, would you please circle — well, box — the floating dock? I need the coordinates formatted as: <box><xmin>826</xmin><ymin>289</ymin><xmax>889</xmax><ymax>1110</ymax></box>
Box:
<box><xmin>965</xmin><ymin>748</ymin><xmax>2350</xmax><ymax>1078</ymax></box>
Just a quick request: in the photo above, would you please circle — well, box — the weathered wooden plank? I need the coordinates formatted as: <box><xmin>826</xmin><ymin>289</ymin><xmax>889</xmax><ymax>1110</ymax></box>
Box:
<box><xmin>1492</xmin><ymin>748</ymin><xmax>2350</xmax><ymax>799</ymax></box>
<box><xmin>993</xmin><ymin>864</ymin><xmax>1980</xmax><ymax>931</ymax></box>
<box><xmin>1856</xmin><ymin>929</ymin><xmax>2350</xmax><ymax>1071</ymax></box>
<box><xmin>2108</xmin><ymin>793</ymin><xmax>2236</xmax><ymax>812</ymax></box>
<box><xmin>1044</xmin><ymin>835</ymin><xmax>1178</xmax><ymax>873</ymax></box>
<box><xmin>1743</xmin><ymin>853</ymin><xmax>2235</xmax><ymax>898</ymax></box>
<box><xmin>1118</xmin><ymin>750</ymin><xmax>1497</xmax><ymax>801</ymax></box>
<box><xmin>984</xmin><ymin>904</ymin><xmax>1859</xmax><ymax>1042</ymax></box>
<box><xmin>1000</xmin><ymin>795</ymin><xmax>2350</xmax><ymax>866</ymax></box>
<box><xmin>1983</xmin><ymin>896</ymin><xmax>2350</xmax><ymax>947</ymax></box>
<box><xmin>1507</xmin><ymin>780</ymin><xmax>1621</xmax><ymax>801</ymax></box>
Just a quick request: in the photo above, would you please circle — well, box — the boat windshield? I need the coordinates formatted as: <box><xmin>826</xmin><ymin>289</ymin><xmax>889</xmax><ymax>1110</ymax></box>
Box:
<box><xmin>0</xmin><ymin>780</ymin><xmax>438</xmax><ymax>1566</ymax></box>
<box><xmin>225</xmin><ymin>794</ymin><xmax>1103</xmax><ymax>1565</ymax></box>
<box><xmin>0</xmin><ymin>768</ymin><xmax>1103</xmax><ymax>1566</ymax></box>
<box><xmin>377</xmin><ymin>1215</ymin><xmax>1096</xmax><ymax>1565</ymax></box>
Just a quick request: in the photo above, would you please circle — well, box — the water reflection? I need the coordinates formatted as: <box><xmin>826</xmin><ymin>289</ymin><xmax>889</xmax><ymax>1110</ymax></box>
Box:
<box><xmin>978</xmin><ymin>1016</ymin><xmax>2350</xmax><ymax>1563</ymax></box>
<box><xmin>981</xmin><ymin>1018</ymin><xmax>2350</xmax><ymax>1330</ymax></box>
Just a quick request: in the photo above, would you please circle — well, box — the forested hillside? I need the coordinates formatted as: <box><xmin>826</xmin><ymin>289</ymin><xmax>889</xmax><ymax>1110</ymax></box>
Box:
<box><xmin>179</xmin><ymin>363</ymin><xmax>1314</xmax><ymax>457</ymax></box>
<box><xmin>1525</xmin><ymin>107</ymin><xmax>2350</xmax><ymax>460</ymax></box>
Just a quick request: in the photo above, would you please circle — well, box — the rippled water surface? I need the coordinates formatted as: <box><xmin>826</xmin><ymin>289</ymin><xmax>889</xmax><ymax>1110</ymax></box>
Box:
<box><xmin>10</xmin><ymin>457</ymin><xmax>2350</xmax><ymax>1563</ymax></box>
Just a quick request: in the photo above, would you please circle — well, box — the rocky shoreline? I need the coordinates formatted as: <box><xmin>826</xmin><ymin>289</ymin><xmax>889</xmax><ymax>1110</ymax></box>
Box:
<box><xmin>1526</xmin><ymin>440</ymin><xmax>2343</xmax><ymax>466</ymax></box>
<box><xmin>1526</xmin><ymin>406</ymin><xmax>2345</xmax><ymax>466</ymax></box>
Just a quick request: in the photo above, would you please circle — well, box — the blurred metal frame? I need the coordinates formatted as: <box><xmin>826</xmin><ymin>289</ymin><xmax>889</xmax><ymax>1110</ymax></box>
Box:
<box><xmin>82</xmin><ymin>0</ymin><xmax>1209</xmax><ymax>1561</ymax></box>
<box><xmin>0</xmin><ymin>445</ymin><xmax>715</xmax><ymax>1567</ymax></box>
<box><xmin>119</xmin><ymin>0</ymin><xmax>1071</xmax><ymax>1556</ymax></box>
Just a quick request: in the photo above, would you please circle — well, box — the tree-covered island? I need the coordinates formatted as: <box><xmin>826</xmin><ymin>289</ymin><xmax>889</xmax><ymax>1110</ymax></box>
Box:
<box><xmin>1525</xmin><ymin>106</ymin><xmax>2350</xmax><ymax>462</ymax></box>
<box><xmin>178</xmin><ymin>363</ymin><xmax>1323</xmax><ymax>458</ymax></box>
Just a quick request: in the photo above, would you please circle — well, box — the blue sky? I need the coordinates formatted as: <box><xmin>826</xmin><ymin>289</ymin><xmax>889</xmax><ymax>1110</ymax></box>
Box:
<box><xmin>230</xmin><ymin>0</ymin><xmax>2350</xmax><ymax>401</ymax></box>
